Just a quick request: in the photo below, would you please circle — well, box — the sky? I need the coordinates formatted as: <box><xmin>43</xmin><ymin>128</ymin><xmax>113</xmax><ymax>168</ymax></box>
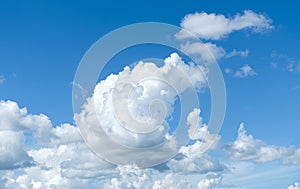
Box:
<box><xmin>0</xmin><ymin>0</ymin><xmax>300</xmax><ymax>188</ymax></box>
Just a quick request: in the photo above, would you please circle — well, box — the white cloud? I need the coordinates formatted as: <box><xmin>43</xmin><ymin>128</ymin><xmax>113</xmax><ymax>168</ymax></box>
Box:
<box><xmin>288</xmin><ymin>182</ymin><xmax>300</xmax><ymax>189</ymax></box>
<box><xmin>0</xmin><ymin>75</ymin><xmax>5</xmax><ymax>85</ymax></box>
<box><xmin>176</xmin><ymin>10</ymin><xmax>273</xmax><ymax>40</ymax></box>
<box><xmin>225</xmin><ymin>123</ymin><xmax>300</xmax><ymax>164</ymax></box>
<box><xmin>180</xmin><ymin>42</ymin><xmax>225</xmax><ymax>63</ymax></box>
<box><xmin>187</xmin><ymin>108</ymin><xmax>220</xmax><ymax>150</ymax></box>
<box><xmin>0</xmin><ymin>130</ymin><xmax>33</xmax><ymax>170</ymax></box>
<box><xmin>0</xmin><ymin>100</ymin><xmax>52</xmax><ymax>132</ymax></box>
<box><xmin>0</xmin><ymin>100</ymin><xmax>53</xmax><ymax>170</ymax></box>
<box><xmin>0</xmin><ymin>52</ymin><xmax>225</xmax><ymax>188</ymax></box>
<box><xmin>74</xmin><ymin>53</ymin><xmax>209</xmax><ymax>166</ymax></box>
<box><xmin>234</xmin><ymin>64</ymin><xmax>256</xmax><ymax>78</ymax></box>
<box><xmin>197</xmin><ymin>174</ymin><xmax>222</xmax><ymax>189</ymax></box>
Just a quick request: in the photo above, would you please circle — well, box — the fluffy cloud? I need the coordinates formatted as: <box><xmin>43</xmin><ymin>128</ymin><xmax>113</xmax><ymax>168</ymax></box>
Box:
<box><xmin>186</xmin><ymin>108</ymin><xmax>220</xmax><ymax>150</ymax></box>
<box><xmin>0</xmin><ymin>100</ymin><xmax>53</xmax><ymax>170</ymax></box>
<box><xmin>0</xmin><ymin>53</ymin><xmax>225</xmax><ymax>188</ymax></box>
<box><xmin>0</xmin><ymin>100</ymin><xmax>52</xmax><ymax>132</ymax></box>
<box><xmin>234</xmin><ymin>64</ymin><xmax>256</xmax><ymax>77</ymax></box>
<box><xmin>175</xmin><ymin>11</ymin><xmax>269</xmax><ymax>63</ymax></box>
<box><xmin>176</xmin><ymin>10</ymin><xmax>273</xmax><ymax>40</ymax></box>
<box><xmin>180</xmin><ymin>42</ymin><xmax>225</xmax><ymax>63</ymax></box>
<box><xmin>74</xmin><ymin>53</ymin><xmax>210</xmax><ymax>167</ymax></box>
<box><xmin>225</xmin><ymin>123</ymin><xmax>300</xmax><ymax>164</ymax></box>
<box><xmin>288</xmin><ymin>182</ymin><xmax>300</xmax><ymax>189</ymax></box>
<box><xmin>0</xmin><ymin>130</ymin><xmax>33</xmax><ymax>170</ymax></box>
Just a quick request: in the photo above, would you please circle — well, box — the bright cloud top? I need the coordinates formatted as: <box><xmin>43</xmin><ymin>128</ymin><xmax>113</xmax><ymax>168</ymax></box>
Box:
<box><xmin>74</xmin><ymin>53</ymin><xmax>216</xmax><ymax>167</ymax></box>
<box><xmin>176</xmin><ymin>10</ymin><xmax>273</xmax><ymax>40</ymax></box>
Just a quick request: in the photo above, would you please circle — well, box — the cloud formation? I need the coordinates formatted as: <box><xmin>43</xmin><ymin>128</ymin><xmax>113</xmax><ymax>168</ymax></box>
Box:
<box><xmin>0</xmin><ymin>99</ymin><xmax>226</xmax><ymax>188</ymax></box>
<box><xmin>225</xmin><ymin>123</ymin><xmax>300</xmax><ymax>164</ymax></box>
<box><xmin>74</xmin><ymin>53</ymin><xmax>212</xmax><ymax>166</ymax></box>
<box><xmin>176</xmin><ymin>10</ymin><xmax>273</xmax><ymax>40</ymax></box>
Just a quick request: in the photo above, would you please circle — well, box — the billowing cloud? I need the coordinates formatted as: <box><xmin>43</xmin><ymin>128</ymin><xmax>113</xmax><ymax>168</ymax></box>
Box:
<box><xmin>0</xmin><ymin>100</ymin><xmax>53</xmax><ymax>170</ymax></box>
<box><xmin>0</xmin><ymin>100</ymin><xmax>52</xmax><ymax>132</ymax></box>
<box><xmin>176</xmin><ymin>10</ymin><xmax>273</xmax><ymax>40</ymax></box>
<box><xmin>74</xmin><ymin>53</ymin><xmax>211</xmax><ymax>166</ymax></box>
<box><xmin>225</xmin><ymin>123</ymin><xmax>300</xmax><ymax>164</ymax></box>
<box><xmin>0</xmin><ymin>130</ymin><xmax>33</xmax><ymax>170</ymax></box>
<box><xmin>0</xmin><ymin>99</ymin><xmax>225</xmax><ymax>188</ymax></box>
<box><xmin>234</xmin><ymin>64</ymin><xmax>256</xmax><ymax>77</ymax></box>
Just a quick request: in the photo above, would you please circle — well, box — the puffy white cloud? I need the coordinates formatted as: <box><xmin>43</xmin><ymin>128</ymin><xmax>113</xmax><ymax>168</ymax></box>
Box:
<box><xmin>288</xmin><ymin>182</ymin><xmax>300</xmax><ymax>189</ymax></box>
<box><xmin>0</xmin><ymin>52</ymin><xmax>225</xmax><ymax>188</ymax></box>
<box><xmin>176</xmin><ymin>10</ymin><xmax>273</xmax><ymax>40</ymax></box>
<box><xmin>3</xmin><ymin>142</ymin><xmax>117</xmax><ymax>189</ymax></box>
<box><xmin>0</xmin><ymin>100</ymin><xmax>52</xmax><ymax>132</ymax></box>
<box><xmin>48</xmin><ymin>123</ymin><xmax>82</xmax><ymax>146</ymax></box>
<box><xmin>187</xmin><ymin>108</ymin><xmax>220</xmax><ymax>149</ymax></box>
<box><xmin>234</xmin><ymin>64</ymin><xmax>256</xmax><ymax>78</ymax></box>
<box><xmin>0</xmin><ymin>130</ymin><xmax>33</xmax><ymax>170</ymax></box>
<box><xmin>74</xmin><ymin>53</ymin><xmax>209</xmax><ymax>166</ymax></box>
<box><xmin>0</xmin><ymin>100</ymin><xmax>54</xmax><ymax>170</ymax></box>
<box><xmin>225</xmin><ymin>123</ymin><xmax>300</xmax><ymax>164</ymax></box>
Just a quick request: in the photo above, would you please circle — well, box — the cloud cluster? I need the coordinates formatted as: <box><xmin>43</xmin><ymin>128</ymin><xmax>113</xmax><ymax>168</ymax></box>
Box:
<box><xmin>0</xmin><ymin>99</ymin><xmax>226</xmax><ymax>188</ymax></box>
<box><xmin>0</xmin><ymin>53</ymin><xmax>225</xmax><ymax>188</ymax></box>
<box><xmin>1</xmin><ymin>98</ymin><xmax>299</xmax><ymax>188</ymax></box>
<box><xmin>225</xmin><ymin>123</ymin><xmax>300</xmax><ymax>164</ymax></box>
<box><xmin>176</xmin><ymin>10</ymin><xmax>273</xmax><ymax>77</ymax></box>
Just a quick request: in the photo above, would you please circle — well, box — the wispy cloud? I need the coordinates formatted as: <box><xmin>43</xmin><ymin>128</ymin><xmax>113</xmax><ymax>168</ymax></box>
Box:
<box><xmin>226</xmin><ymin>49</ymin><xmax>249</xmax><ymax>58</ymax></box>
<box><xmin>0</xmin><ymin>75</ymin><xmax>5</xmax><ymax>85</ymax></box>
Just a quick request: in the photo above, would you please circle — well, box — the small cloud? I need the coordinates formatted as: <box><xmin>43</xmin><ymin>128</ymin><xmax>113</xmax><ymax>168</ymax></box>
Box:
<box><xmin>224</xmin><ymin>68</ymin><xmax>232</xmax><ymax>74</ymax></box>
<box><xmin>234</xmin><ymin>64</ymin><xmax>256</xmax><ymax>78</ymax></box>
<box><xmin>0</xmin><ymin>75</ymin><xmax>5</xmax><ymax>85</ymax></box>
<box><xmin>226</xmin><ymin>49</ymin><xmax>249</xmax><ymax>58</ymax></box>
<box><xmin>270</xmin><ymin>62</ymin><xmax>277</xmax><ymax>69</ymax></box>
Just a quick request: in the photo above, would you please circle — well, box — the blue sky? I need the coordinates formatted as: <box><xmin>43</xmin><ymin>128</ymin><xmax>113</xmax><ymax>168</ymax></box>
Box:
<box><xmin>0</xmin><ymin>0</ymin><xmax>300</xmax><ymax>188</ymax></box>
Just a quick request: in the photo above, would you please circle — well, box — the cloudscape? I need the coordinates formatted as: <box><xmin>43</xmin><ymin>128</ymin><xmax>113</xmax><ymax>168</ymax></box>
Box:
<box><xmin>0</xmin><ymin>1</ymin><xmax>300</xmax><ymax>189</ymax></box>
